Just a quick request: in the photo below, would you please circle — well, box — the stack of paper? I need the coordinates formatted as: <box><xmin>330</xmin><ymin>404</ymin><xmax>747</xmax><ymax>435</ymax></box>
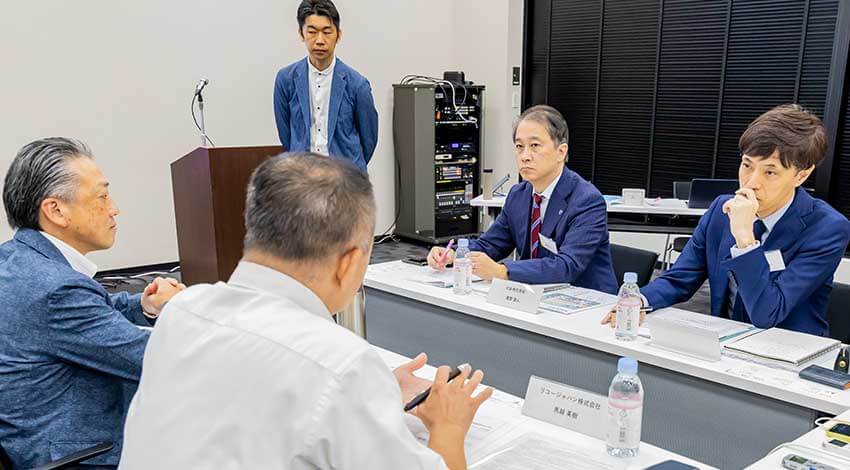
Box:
<box><xmin>723</xmin><ymin>328</ymin><xmax>841</xmax><ymax>371</ymax></box>
<box><xmin>645</xmin><ymin>198</ymin><xmax>688</xmax><ymax>208</ymax></box>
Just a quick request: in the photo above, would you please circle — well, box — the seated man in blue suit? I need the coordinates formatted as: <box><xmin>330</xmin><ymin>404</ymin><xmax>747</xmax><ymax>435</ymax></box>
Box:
<box><xmin>273</xmin><ymin>0</ymin><xmax>379</xmax><ymax>172</ymax></box>
<box><xmin>603</xmin><ymin>104</ymin><xmax>850</xmax><ymax>336</ymax></box>
<box><xmin>428</xmin><ymin>105</ymin><xmax>618</xmax><ymax>294</ymax></box>
<box><xmin>0</xmin><ymin>138</ymin><xmax>184</xmax><ymax>468</ymax></box>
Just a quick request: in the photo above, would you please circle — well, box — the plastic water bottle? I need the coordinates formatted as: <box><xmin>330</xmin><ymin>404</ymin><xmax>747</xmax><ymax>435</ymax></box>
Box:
<box><xmin>615</xmin><ymin>272</ymin><xmax>641</xmax><ymax>341</ymax></box>
<box><xmin>606</xmin><ymin>357</ymin><xmax>644</xmax><ymax>458</ymax></box>
<box><xmin>452</xmin><ymin>239</ymin><xmax>472</xmax><ymax>295</ymax></box>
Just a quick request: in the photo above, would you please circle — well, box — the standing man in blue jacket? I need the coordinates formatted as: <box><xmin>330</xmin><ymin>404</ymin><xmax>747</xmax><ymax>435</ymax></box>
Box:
<box><xmin>274</xmin><ymin>0</ymin><xmax>379</xmax><ymax>172</ymax></box>
<box><xmin>428</xmin><ymin>105</ymin><xmax>618</xmax><ymax>294</ymax></box>
<box><xmin>0</xmin><ymin>137</ymin><xmax>184</xmax><ymax>468</ymax></box>
<box><xmin>603</xmin><ymin>104</ymin><xmax>850</xmax><ymax>336</ymax></box>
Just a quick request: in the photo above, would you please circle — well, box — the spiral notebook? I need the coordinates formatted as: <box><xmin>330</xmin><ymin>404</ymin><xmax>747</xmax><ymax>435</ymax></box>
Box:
<box><xmin>723</xmin><ymin>328</ymin><xmax>841</xmax><ymax>370</ymax></box>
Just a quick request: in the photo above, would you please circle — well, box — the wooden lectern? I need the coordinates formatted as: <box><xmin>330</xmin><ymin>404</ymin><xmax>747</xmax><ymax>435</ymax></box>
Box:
<box><xmin>171</xmin><ymin>146</ymin><xmax>283</xmax><ymax>285</ymax></box>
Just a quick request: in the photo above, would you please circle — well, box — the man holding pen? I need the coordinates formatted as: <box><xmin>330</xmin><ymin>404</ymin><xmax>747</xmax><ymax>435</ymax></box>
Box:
<box><xmin>428</xmin><ymin>105</ymin><xmax>618</xmax><ymax>294</ymax></box>
<box><xmin>120</xmin><ymin>153</ymin><xmax>492</xmax><ymax>470</ymax></box>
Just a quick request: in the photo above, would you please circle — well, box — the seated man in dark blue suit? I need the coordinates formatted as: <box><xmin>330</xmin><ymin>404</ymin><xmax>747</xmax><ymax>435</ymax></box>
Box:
<box><xmin>0</xmin><ymin>138</ymin><xmax>184</xmax><ymax>468</ymax></box>
<box><xmin>428</xmin><ymin>105</ymin><xmax>618</xmax><ymax>294</ymax></box>
<box><xmin>603</xmin><ymin>105</ymin><xmax>850</xmax><ymax>336</ymax></box>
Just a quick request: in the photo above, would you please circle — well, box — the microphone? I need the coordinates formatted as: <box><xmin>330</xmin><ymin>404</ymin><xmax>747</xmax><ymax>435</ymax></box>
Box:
<box><xmin>194</xmin><ymin>78</ymin><xmax>210</xmax><ymax>96</ymax></box>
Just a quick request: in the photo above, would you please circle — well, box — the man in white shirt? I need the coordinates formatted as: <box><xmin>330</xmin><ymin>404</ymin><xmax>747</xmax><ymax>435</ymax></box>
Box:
<box><xmin>120</xmin><ymin>152</ymin><xmax>492</xmax><ymax>469</ymax></box>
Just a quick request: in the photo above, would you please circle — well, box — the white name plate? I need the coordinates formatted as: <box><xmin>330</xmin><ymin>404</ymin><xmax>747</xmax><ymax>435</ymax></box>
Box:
<box><xmin>486</xmin><ymin>278</ymin><xmax>542</xmax><ymax>314</ymax></box>
<box><xmin>522</xmin><ymin>375</ymin><xmax>608</xmax><ymax>440</ymax></box>
<box><xmin>649</xmin><ymin>316</ymin><xmax>722</xmax><ymax>362</ymax></box>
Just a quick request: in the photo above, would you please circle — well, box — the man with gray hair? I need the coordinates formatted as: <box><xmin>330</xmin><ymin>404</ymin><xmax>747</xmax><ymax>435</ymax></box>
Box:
<box><xmin>0</xmin><ymin>137</ymin><xmax>184</xmax><ymax>468</ymax></box>
<box><xmin>428</xmin><ymin>105</ymin><xmax>617</xmax><ymax>293</ymax></box>
<box><xmin>120</xmin><ymin>152</ymin><xmax>492</xmax><ymax>470</ymax></box>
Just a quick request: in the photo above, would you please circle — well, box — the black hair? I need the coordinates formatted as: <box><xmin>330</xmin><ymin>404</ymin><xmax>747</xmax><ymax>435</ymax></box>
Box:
<box><xmin>297</xmin><ymin>0</ymin><xmax>341</xmax><ymax>31</ymax></box>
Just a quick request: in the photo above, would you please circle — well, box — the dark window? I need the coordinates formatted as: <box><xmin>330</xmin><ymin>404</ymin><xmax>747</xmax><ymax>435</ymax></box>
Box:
<box><xmin>524</xmin><ymin>0</ymin><xmax>847</xmax><ymax>216</ymax></box>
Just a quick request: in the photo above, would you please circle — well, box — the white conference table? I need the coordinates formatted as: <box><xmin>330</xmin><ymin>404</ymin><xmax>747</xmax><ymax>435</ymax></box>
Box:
<box><xmin>470</xmin><ymin>194</ymin><xmax>708</xmax><ymax>217</ymax></box>
<box><xmin>746</xmin><ymin>408</ymin><xmax>850</xmax><ymax>469</ymax></box>
<box><xmin>375</xmin><ymin>346</ymin><xmax>714</xmax><ymax>469</ymax></box>
<box><xmin>363</xmin><ymin>261</ymin><xmax>850</xmax><ymax>469</ymax></box>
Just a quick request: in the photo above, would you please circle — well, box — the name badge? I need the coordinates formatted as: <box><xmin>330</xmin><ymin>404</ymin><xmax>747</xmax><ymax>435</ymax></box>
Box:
<box><xmin>522</xmin><ymin>375</ymin><xmax>608</xmax><ymax>440</ymax></box>
<box><xmin>539</xmin><ymin>234</ymin><xmax>558</xmax><ymax>254</ymax></box>
<box><xmin>487</xmin><ymin>278</ymin><xmax>542</xmax><ymax>314</ymax></box>
<box><xmin>765</xmin><ymin>250</ymin><xmax>785</xmax><ymax>272</ymax></box>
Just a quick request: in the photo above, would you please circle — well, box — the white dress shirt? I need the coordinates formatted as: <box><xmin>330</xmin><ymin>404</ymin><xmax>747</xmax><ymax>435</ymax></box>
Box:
<box><xmin>119</xmin><ymin>261</ymin><xmax>445</xmax><ymax>470</ymax></box>
<box><xmin>309</xmin><ymin>57</ymin><xmax>336</xmax><ymax>155</ymax></box>
<box><xmin>40</xmin><ymin>231</ymin><xmax>97</xmax><ymax>278</ymax></box>
<box><xmin>535</xmin><ymin>168</ymin><xmax>562</xmax><ymax>223</ymax></box>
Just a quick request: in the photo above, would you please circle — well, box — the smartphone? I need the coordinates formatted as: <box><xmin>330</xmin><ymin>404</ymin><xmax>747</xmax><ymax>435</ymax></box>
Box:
<box><xmin>402</xmin><ymin>256</ymin><xmax>428</xmax><ymax>266</ymax></box>
<box><xmin>823</xmin><ymin>437</ymin><xmax>850</xmax><ymax>457</ymax></box>
<box><xmin>826</xmin><ymin>423</ymin><xmax>850</xmax><ymax>443</ymax></box>
<box><xmin>643</xmin><ymin>461</ymin><xmax>698</xmax><ymax>470</ymax></box>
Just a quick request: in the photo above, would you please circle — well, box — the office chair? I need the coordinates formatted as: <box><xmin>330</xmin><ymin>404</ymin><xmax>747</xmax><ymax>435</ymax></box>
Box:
<box><xmin>610</xmin><ymin>244</ymin><xmax>659</xmax><ymax>287</ymax></box>
<box><xmin>0</xmin><ymin>441</ymin><xmax>113</xmax><ymax>470</ymax></box>
<box><xmin>663</xmin><ymin>181</ymin><xmax>694</xmax><ymax>270</ymax></box>
<box><xmin>828</xmin><ymin>282</ymin><xmax>850</xmax><ymax>344</ymax></box>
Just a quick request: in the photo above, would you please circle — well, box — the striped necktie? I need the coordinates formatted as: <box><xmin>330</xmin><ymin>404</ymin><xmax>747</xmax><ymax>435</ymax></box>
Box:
<box><xmin>530</xmin><ymin>193</ymin><xmax>543</xmax><ymax>258</ymax></box>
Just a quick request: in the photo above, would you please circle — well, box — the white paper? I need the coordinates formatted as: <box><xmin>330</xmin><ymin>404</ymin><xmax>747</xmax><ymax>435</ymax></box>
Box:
<box><xmin>470</xmin><ymin>433</ymin><xmax>616</xmax><ymax>470</ymax></box>
<box><xmin>645</xmin><ymin>198</ymin><xmax>688</xmax><ymax>208</ymax></box>
<box><xmin>538</xmin><ymin>285</ymin><xmax>616</xmax><ymax>315</ymax></box>
<box><xmin>724</xmin><ymin>328</ymin><xmax>840</xmax><ymax>366</ymax></box>
<box><xmin>406</xmin><ymin>268</ymin><xmax>482</xmax><ymax>288</ymax></box>
<box><xmin>401</xmin><ymin>399</ymin><xmax>511</xmax><ymax>464</ymax></box>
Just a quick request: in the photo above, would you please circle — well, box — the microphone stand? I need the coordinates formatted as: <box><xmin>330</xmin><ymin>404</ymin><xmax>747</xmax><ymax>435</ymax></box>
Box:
<box><xmin>197</xmin><ymin>91</ymin><xmax>209</xmax><ymax>147</ymax></box>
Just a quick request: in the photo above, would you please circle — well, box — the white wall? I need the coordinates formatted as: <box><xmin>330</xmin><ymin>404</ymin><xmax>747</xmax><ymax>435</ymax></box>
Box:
<box><xmin>451</xmin><ymin>0</ymin><xmax>523</xmax><ymax>186</ymax></box>
<box><xmin>0</xmin><ymin>0</ymin><xmax>460</xmax><ymax>269</ymax></box>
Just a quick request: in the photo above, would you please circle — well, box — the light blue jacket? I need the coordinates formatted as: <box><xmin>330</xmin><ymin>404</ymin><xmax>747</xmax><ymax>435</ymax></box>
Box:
<box><xmin>273</xmin><ymin>57</ymin><xmax>379</xmax><ymax>171</ymax></box>
<box><xmin>0</xmin><ymin>229</ymin><xmax>151</xmax><ymax>468</ymax></box>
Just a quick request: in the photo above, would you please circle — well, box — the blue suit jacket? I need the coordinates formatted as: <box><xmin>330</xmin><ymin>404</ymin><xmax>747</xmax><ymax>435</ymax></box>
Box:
<box><xmin>469</xmin><ymin>168</ymin><xmax>618</xmax><ymax>294</ymax></box>
<box><xmin>273</xmin><ymin>58</ymin><xmax>379</xmax><ymax>171</ymax></box>
<box><xmin>642</xmin><ymin>188</ymin><xmax>850</xmax><ymax>336</ymax></box>
<box><xmin>0</xmin><ymin>229</ymin><xmax>151</xmax><ymax>468</ymax></box>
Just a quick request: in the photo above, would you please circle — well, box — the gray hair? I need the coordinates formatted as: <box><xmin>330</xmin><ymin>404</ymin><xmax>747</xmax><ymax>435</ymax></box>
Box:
<box><xmin>244</xmin><ymin>152</ymin><xmax>375</xmax><ymax>261</ymax></box>
<box><xmin>512</xmin><ymin>104</ymin><xmax>569</xmax><ymax>146</ymax></box>
<box><xmin>3</xmin><ymin>137</ymin><xmax>93</xmax><ymax>230</ymax></box>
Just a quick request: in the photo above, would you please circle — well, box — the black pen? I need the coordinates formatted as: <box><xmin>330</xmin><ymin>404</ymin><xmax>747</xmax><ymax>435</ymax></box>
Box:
<box><xmin>403</xmin><ymin>366</ymin><xmax>463</xmax><ymax>412</ymax></box>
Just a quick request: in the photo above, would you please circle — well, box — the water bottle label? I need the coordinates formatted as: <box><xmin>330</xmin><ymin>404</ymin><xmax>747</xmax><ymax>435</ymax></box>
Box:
<box><xmin>452</xmin><ymin>259</ymin><xmax>473</xmax><ymax>294</ymax></box>
<box><xmin>616</xmin><ymin>303</ymin><xmax>640</xmax><ymax>332</ymax></box>
<box><xmin>607</xmin><ymin>403</ymin><xmax>642</xmax><ymax>448</ymax></box>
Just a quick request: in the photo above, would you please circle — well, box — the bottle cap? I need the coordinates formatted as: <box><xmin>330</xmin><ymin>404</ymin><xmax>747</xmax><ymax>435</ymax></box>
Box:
<box><xmin>618</xmin><ymin>357</ymin><xmax>638</xmax><ymax>374</ymax></box>
<box><xmin>624</xmin><ymin>272</ymin><xmax>638</xmax><ymax>284</ymax></box>
<box><xmin>458</xmin><ymin>238</ymin><xmax>469</xmax><ymax>247</ymax></box>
